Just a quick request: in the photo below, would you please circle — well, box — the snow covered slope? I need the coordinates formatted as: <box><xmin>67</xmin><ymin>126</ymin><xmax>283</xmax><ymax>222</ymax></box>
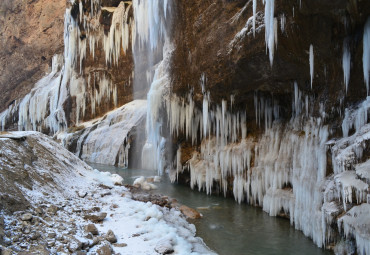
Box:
<box><xmin>0</xmin><ymin>131</ymin><xmax>213</xmax><ymax>254</ymax></box>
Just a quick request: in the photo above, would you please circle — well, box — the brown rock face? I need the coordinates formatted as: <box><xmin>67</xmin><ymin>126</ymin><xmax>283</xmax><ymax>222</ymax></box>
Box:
<box><xmin>0</xmin><ymin>0</ymin><xmax>65</xmax><ymax>112</ymax></box>
<box><xmin>171</xmin><ymin>0</ymin><xmax>370</xmax><ymax>133</ymax></box>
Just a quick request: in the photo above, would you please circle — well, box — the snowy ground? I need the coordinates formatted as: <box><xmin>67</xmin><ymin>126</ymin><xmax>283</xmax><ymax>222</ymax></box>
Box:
<box><xmin>0</xmin><ymin>131</ymin><xmax>214</xmax><ymax>254</ymax></box>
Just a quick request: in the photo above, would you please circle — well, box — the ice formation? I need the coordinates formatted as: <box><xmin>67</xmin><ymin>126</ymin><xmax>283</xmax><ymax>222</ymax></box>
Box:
<box><xmin>343</xmin><ymin>40</ymin><xmax>351</xmax><ymax>93</ymax></box>
<box><xmin>0</xmin><ymin>0</ymin><xmax>125</xmax><ymax>133</ymax></box>
<box><xmin>310</xmin><ymin>44</ymin><xmax>314</xmax><ymax>89</ymax></box>
<box><xmin>60</xmin><ymin>100</ymin><xmax>147</xmax><ymax>167</ymax></box>
<box><xmin>338</xmin><ymin>204</ymin><xmax>370</xmax><ymax>255</ymax></box>
<box><xmin>253</xmin><ymin>0</ymin><xmax>257</xmax><ymax>37</ymax></box>
<box><xmin>280</xmin><ymin>13</ymin><xmax>286</xmax><ymax>33</ymax></box>
<box><xmin>363</xmin><ymin>18</ymin><xmax>370</xmax><ymax>95</ymax></box>
<box><xmin>341</xmin><ymin>96</ymin><xmax>370</xmax><ymax>137</ymax></box>
<box><xmin>264</xmin><ymin>0</ymin><xmax>276</xmax><ymax>66</ymax></box>
<box><xmin>134</xmin><ymin>0</ymin><xmax>173</xmax><ymax>173</ymax></box>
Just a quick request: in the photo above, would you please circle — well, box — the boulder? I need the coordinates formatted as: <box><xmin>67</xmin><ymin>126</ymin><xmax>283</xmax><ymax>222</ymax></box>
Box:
<box><xmin>96</xmin><ymin>241</ymin><xmax>112</xmax><ymax>255</ymax></box>
<box><xmin>179</xmin><ymin>205</ymin><xmax>202</xmax><ymax>219</ymax></box>
<box><xmin>105</xmin><ymin>230</ymin><xmax>117</xmax><ymax>243</ymax></box>
<box><xmin>85</xmin><ymin>224</ymin><xmax>99</xmax><ymax>235</ymax></box>
<box><xmin>84</xmin><ymin>212</ymin><xmax>107</xmax><ymax>222</ymax></box>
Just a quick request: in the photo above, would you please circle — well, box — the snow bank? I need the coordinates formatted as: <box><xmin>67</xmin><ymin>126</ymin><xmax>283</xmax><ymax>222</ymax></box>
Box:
<box><xmin>0</xmin><ymin>131</ymin><xmax>213</xmax><ymax>254</ymax></box>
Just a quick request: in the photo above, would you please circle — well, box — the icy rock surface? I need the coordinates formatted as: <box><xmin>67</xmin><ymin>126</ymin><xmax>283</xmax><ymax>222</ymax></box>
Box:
<box><xmin>59</xmin><ymin>100</ymin><xmax>147</xmax><ymax>167</ymax></box>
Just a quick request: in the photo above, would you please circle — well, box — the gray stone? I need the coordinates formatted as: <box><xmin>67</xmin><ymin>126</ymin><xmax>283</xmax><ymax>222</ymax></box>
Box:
<box><xmin>105</xmin><ymin>230</ymin><xmax>117</xmax><ymax>243</ymax></box>
<box><xmin>84</xmin><ymin>212</ymin><xmax>107</xmax><ymax>223</ymax></box>
<box><xmin>21</xmin><ymin>213</ymin><xmax>33</xmax><ymax>221</ymax></box>
<box><xmin>85</xmin><ymin>224</ymin><xmax>99</xmax><ymax>235</ymax></box>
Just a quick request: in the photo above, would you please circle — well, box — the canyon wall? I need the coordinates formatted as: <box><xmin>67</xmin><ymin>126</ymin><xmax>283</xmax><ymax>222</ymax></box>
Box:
<box><xmin>1</xmin><ymin>0</ymin><xmax>370</xmax><ymax>253</ymax></box>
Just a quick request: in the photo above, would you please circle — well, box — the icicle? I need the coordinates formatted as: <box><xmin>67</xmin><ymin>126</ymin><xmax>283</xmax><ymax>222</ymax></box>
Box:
<box><xmin>342</xmin><ymin>40</ymin><xmax>351</xmax><ymax>93</ymax></box>
<box><xmin>280</xmin><ymin>14</ymin><xmax>286</xmax><ymax>33</ymax></box>
<box><xmin>264</xmin><ymin>0</ymin><xmax>275</xmax><ymax>66</ymax></box>
<box><xmin>363</xmin><ymin>18</ymin><xmax>370</xmax><ymax>95</ymax></box>
<box><xmin>309</xmin><ymin>44</ymin><xmax>314</xmax><ymax>89</ymax></box>
<box><xmin>253</xmin><ymin>0</ymin><xmax>257</xmax><ymax>37</ymax></box>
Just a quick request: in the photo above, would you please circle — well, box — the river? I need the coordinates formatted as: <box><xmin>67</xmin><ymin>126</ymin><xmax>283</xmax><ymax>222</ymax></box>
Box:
<box><xmin>89</xmin><ymin>163</ymin><xmax>332</xmax><ymax>255</ymax></box>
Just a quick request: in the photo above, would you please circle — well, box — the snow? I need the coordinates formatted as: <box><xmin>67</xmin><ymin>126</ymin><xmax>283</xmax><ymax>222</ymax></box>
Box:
<box><xmin>338</xmin><ymin>204</ymin><xmax>370</xmax><ymax>255</ymax></box>
<box><xmin>228</xmin><ymin>11</ymin><xmax>264</xmax><ymax>54</ymax></box>
<box><xmin>334</xmin><ymin>171</ymin><xmax>368</xmax><ymax>211</ymax></box>
<box><xmin>341</xmin><ymin>96</ymin><xmax>370</xmax><ymax>138</ymax></box>
<box><xmin>356</xmin><ymin>160</ymin><xmax>370</xmax><ymax>184</ymax></box>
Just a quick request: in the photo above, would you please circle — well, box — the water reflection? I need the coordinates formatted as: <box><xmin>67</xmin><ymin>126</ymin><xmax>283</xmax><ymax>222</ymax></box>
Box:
<box><xmin>89</xmin><ymin>163</ymin><xmax>332</xmax><ymax>255</ymax></box>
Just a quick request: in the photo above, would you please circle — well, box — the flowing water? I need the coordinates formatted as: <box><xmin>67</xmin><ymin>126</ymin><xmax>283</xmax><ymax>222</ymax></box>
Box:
<box><xmin>90</xmin><ymin>163</ymin><xmax>332</xmax><ymax>255</ymax></box>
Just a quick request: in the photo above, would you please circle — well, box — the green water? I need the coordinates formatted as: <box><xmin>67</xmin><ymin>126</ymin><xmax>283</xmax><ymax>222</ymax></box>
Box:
<box><xmin>89</xmin><ymin>163</ymin><xmax>332</xmax><ymax>255</ymax></box>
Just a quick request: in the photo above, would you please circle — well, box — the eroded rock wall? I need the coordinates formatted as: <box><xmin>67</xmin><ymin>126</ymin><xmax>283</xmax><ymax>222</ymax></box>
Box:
<box><xmin>0</xmin><ymin>0</ymin><xmax>65</xmax><ymax>113</ymax></box>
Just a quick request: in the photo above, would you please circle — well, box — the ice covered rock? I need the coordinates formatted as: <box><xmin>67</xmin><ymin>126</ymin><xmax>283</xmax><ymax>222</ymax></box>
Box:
<box><xmin>338</xmin><ymin>204</ymin><xmax>370</xmax><ymax>255</ymax></box>
<box><xmin>133</xmin><ymin>176</ymin><xmax>157</xmax><ymax>191</ymax></box>
<box><xmin>154</xmin><ymin>238</ymin><xmax>174</xmax><ymax>255</ymax></box>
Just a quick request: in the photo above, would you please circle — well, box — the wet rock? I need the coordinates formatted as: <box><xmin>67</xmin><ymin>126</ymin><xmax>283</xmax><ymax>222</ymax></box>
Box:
<box><xmin>21</xmin><ymin>213</ymin><xmax>33</xmax><ymax>221</ymax></box>
<box><xmin>84</xmin><ymin>212</ymin><xmax>107</xmax><ymax>222</ymax></box>
<box><xmin>96</xmin><ymin>241</ymin><xmax>112</xmax><ymax>255</ymax></box>
<box><xmin>105</xmin><ymin>230</ymin><xmax>117</xmax><ymax>243</ymax></box>
<box><xmin>179</xmin><ymin>205</ymin><xmax>202</xmax><ymax>219</ymax></box>
<box><xmin>85</xmin><ymin>224</ymin><xmax>99</xmax><ymax>235</ymax></box>
<box><xmin>154</xmin><ymin>239</ymin><xmax>174</xmax><ymax>254</ymax></box>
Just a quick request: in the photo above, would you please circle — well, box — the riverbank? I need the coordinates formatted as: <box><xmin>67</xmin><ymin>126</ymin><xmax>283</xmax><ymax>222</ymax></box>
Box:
<box><xmin>0</xmin><ymin>131</ymin><xmax>213</xmax><ymax>254</ymax></box>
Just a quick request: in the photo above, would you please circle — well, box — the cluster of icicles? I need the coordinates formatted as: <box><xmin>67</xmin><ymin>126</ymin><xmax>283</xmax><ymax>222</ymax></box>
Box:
<box><xmin>167</xmin><ymin>78</ymin><xmax>369</xmax><ymax>252</ymax></box>
<box><xmin>0</xmin><ymin>0</ymin><xmax>170</xmax><ymax>133</ymax></box>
